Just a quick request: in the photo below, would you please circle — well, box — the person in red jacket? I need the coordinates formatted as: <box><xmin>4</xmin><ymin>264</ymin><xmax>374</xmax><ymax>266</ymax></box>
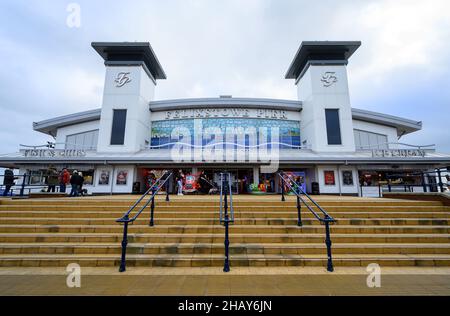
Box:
<box><xmin>59</xmin><ymin>168</ymin><xmax>70</xmax><ymax>193</ymax></box>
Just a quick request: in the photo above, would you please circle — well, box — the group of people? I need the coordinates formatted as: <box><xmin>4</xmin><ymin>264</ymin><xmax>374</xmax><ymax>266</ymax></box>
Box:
<box><xmin>56</xmin><ymin>168</ymin><xmax>86</xmax><ymax>197</ymax></box>
<box><xmin>29</xmin><ymin>167</ymin><xmax>86</xmax><ymax>197</ymax></box>
<box><xmin>1</xmin><ymin>167</ymin><xmax>86</xmax><ymax>197</ymax></box>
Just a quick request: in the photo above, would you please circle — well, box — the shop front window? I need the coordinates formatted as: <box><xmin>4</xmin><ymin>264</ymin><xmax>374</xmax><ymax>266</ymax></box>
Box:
<box><xmin>28</xmin><ymin>170</ymin><xmax>45</xmax><ymax>185</ymax></box>
<box><xmin>80</xmin><ymin>170</ymin><xmax>94</xmax><ymax>185</ymax></box>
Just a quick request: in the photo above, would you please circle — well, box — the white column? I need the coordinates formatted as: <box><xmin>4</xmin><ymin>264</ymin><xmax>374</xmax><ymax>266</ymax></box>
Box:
<box><xmin>253</xmin><ymin>166</ymin><xmax>260</xmax><ymax>185</ymax></box>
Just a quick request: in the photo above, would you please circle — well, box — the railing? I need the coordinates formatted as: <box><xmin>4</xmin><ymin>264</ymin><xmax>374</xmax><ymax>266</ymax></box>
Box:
<box><xmin>0</xmin><ymin>174</ymin><xmax>47</xmax><ymax>197</ymax></box>
<box><xmin>278</xmin><ymin>171</ymin><xmax>336</xmax><ymax>272</ymax></box>
<box><xmin>116</xmin><ymin>171</ymin><xmax>173</xmax><ymax>272</ymax></box>
<box><xmin>219</xmin><ymin>172</ymin><xmax>235</xmax><ymax>272</ymax></box>
<box><xmin>360</xmin><ymin>168</ymin><xmax>450</xmax><ymax>197</ymax></box>
<box><xmin>361</xmin><ymin>183</ymin><xmax>449</xmax><ymax>197</ymax></box>
<box><xmin>356</xmin><ymin>142</ymin><xmax>436</xmax><ymax>150</ymax></box>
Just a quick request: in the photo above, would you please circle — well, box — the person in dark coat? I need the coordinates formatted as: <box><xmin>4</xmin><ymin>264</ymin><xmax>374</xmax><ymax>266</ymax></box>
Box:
<box><xmin>46</xmin><ymin>167</ymin><xmax>58</xmax><ymax>193</ymax></box>
<box><xmin>77</xmin><ymin>172</ymin><xmax>85</xmax><ymax>196</ymax></box>
<box><xmin>2</xmin><ymin>168</ymin><xmax>17</xmax><ymax>197</ymax></box>
<box><xmin>69</xmin><ymin>171</ymin><xmax>80</xmax><ymax>197</ymax></box>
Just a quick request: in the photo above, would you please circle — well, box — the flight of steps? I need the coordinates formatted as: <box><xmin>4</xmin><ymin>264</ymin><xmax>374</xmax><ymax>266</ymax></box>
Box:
<box><xmin>0</xmin><ymin>195</ymin><xmax>449</xmax><ymax>268</ymax></box>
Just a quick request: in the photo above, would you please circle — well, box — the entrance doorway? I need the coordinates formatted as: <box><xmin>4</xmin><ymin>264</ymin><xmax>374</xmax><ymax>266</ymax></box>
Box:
<box><xmin>206</xmin><ymin>168</ymin><xmax>253</xmax><ymax>194</ymax></box>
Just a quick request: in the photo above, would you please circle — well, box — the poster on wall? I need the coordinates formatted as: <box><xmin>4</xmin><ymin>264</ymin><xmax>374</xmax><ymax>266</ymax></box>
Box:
<box><xmin>116</xmin><ymin>170</ymin><xmax>128</xmax><ymax>185</ymax></box>
<box><xmin>98</xmin><ymin>170</ymin><xmax>110</xmax><ymax>185</ymax></box>
<box><xmin>324</xmin><ymin>171</ymin><xmax>335</xmax><ymax>186</ymax></box>
<box><xmin>342</xmin><ymin>170</ymin><xmax>354</xmax><ymax>186</ymax></box>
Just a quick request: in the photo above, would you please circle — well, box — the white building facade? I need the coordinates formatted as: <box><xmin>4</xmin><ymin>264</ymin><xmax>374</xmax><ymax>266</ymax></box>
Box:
<box><xmin>1</xmin><ymin>41</ymin><xmax>449</xmax><ymax>196</ymax></box>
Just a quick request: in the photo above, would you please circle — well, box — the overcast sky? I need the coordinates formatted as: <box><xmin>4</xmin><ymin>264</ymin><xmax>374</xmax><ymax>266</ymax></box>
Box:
<box><xmin>0</xmin><ymin>0</ymin><xmax>449</xmax><ymax>154</ymax></box>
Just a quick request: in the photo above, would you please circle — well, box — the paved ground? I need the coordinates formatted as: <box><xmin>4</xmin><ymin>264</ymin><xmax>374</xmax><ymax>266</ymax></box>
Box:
<box><xmin>0</xmin><ymin>267</ymin><xmax>449</xmax><ymax>295</ymax></box>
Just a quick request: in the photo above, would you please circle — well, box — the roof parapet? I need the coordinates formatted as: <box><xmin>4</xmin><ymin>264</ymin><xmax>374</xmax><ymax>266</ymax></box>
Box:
<box><xmin>92</xmin><ymin>42</ymin><xmax>167</xmax><ymax>80</ymax></box>
<box><xmin>285</xmin><ymin>41</ymin><xmax>361</xmax><ymax>81</ymax></box>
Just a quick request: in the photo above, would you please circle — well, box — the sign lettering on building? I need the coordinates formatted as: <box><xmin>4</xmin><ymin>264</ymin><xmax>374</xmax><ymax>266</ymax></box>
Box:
<box><xmin>165</xmin><ymin>108</ymin><xmax>288</xmax><ymax>120</ymax></box>
<box><xmin>22</xmin><ymin>149</ymin><xmax>87</xmax><ymax>158</ymax></box>
<box><xmin>372</xmin><ymin>149</ymin><xmax>426</xmax><ymax>158</ymax></box>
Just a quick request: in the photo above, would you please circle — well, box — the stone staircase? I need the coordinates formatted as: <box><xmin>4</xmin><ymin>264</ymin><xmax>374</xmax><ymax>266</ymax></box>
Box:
<box><xmin>0</xmin><ymin>195</ymin><xmax>449</xmax><ymax>268</ymax></box>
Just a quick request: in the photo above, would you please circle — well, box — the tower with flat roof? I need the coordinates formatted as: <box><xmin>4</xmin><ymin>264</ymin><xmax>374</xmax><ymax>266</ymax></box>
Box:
<box><xmin>286</xmin><ymin>41</ymin><xmax>361</xmax><ymax>153</ymax></box>
<box><xmin>92</xmin><ymin>42</ymin><xmax>166</xmax><ymax>153</ymax></box>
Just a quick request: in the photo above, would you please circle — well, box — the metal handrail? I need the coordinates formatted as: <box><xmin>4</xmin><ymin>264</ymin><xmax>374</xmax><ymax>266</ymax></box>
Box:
<box><xmin>278</xmin><ymin>171</ymin><xmax>335</xmax><ymax>272</ymax></box>
<box><xmin>219</xmin><ymin>172</ymin><xmax>234</xmax><ymax>272</ymax></box>
<box><xmin>116</xmin><ymin>171</ymin><xmax>173</xmax><ymax>272</ymax></box>
<box><xmin>116</xmin><ymin>171</ymin><xmax>172</xmax><ymax>223</ymax></box>
<box><xmin>279</xmin><ymin>171</ymin><xmax>335</xmax><ymax>223</ymax></box>
<box><xmin>1</xmin><ymin>174</ymin><xmax>32</xmax><ymax>197</ymax></box>
<box><xmin>219</xmin><ymin>172</ymin><xmax>235</xmax><ymax>223</ymax></box>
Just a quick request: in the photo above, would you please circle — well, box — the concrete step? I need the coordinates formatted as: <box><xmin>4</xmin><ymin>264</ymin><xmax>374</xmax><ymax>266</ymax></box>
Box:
<box><xmin>1</xmin><ymin>205</ymin><xmax>448</xmax><ymax>212</ymax></box>
<box><xmin>1</xmin><ymin>211</ymin><xmax>449</xmax><ymax>219</ymax></box>
<box><xmin>0</xmin><ymin>217</ymin><xmax>448</xmax><ymax>226</ymax></box>
<box><xmin>0</xmin><ymin>233</ymin><xmax>448</xmax><ymax>243</ymax></box>
<box><xmin>0</xmin><ymin>253</ymin><xmax>449</xmax><ymax>267</ymax></box>
<box><xmin>1</xmin><ymin>198</ymin><xmax>444</xmax><ymax>207</ymax></box>
<box><xmin>0</xmin><ymin>224</ymin><xmax>448</xmax><ymax>234</ymax></box>
<box><xmin>1</xmin><ymin>243</ymin><xmax>449</xmax><ymax>255</ymax></box>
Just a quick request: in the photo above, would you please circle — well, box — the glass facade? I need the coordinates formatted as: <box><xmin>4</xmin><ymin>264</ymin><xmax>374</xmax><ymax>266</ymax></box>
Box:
<box><xmin>354</xmin><ymin>129</ymin><xmax>388</xmax><ymax>150</ymax></box>
<box><xmin>150</xmin><ymin>118</ymin><xmax>301</xmax><ymax>149</ymax></box>
<box><xmin>66</xmin><ymin>130</ymin><xmax>99</xmax><ymax>150</ymax></box>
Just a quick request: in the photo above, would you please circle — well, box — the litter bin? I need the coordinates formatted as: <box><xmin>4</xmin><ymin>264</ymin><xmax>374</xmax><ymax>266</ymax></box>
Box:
<box><xmin>132</xmin><ymin>182</ymin><xmax>141</xmax><ymax>194</ymax></box>
<box><xmin>311</xmin><ymin>182</ymin><xmax>320</xmax><ymax>195</ymax></box>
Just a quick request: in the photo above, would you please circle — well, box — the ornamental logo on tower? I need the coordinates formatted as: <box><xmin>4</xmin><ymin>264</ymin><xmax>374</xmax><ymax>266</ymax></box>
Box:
<box><xmin>321</xmin><ymin>72</ymin><xmax>338</xmax><ymax>87</ymax></box>
<box><xmin>114</xmin><ymin>72</ymin><xmax>132</xmax><ymax>87</ymax></box>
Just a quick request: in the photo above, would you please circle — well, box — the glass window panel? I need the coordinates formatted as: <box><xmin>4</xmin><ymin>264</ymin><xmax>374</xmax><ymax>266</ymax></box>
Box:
<box><xmin>111</xmin><ymin>109</ymin><xmax>127</xmax><ymax>145</ymax></box>
<box><xmin>65</xmin><ymin>130</ymin><xmax>99</xmax><ymax>150</ymax></box>
<box><xmin>354</xmin><ymin>130</ymin><xmax>361</xmax><ymax>149</ymax></box>
<box><xmin>325</xmin><ymin>109</ymin><xmax>342</xmax><ymax>145</ymax></box>
<box><xmin>378</xmin><ymin>134</ymin><xmax>388</xmax><ymax>149</ymax></box>
<box><xmin>353</xmin><ymin>129</ymin><xmax>389</xmax><ymax>150</ymax></box>
<box><xmin>369</xmin><ymin>133</ymin><xmax>378</xmax><ymax>149</ymax></box>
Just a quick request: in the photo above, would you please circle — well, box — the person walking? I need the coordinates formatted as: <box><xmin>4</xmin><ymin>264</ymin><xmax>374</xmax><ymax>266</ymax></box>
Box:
<box><xmin>176</xmin><ymin>170</ymin><xmax>184</xmax><ymax>196</ymax></box>
<box><xmin>77</xmin><ymin>172</ymin><xmax>85</xmax><ymax>196</ymax></box>
<box><xmin>46</xmin><ymin>167</ymin><xmax>58</xmax><ymax>193</ymax></box>
<box><xmin>2</xmin><ymin>168</ymin><xmax>17</xmax><ymax>197</ymax></box>
<box><xmin>69</xmin><ymin>171</ymin><xmax>80</xmax><ymax>197</ymax></box>
<box><xmin>59</xmin><ymin>168</ymin><xmax>70</xmax><ymax>193</ymax></box>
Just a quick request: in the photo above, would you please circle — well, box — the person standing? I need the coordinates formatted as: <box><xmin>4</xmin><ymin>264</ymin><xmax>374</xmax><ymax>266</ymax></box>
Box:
<box><xmin>59</xmin><ymin>168</ymin><xmax>70</xmax><ymax>193</ymax></box>
<box><xmin>69</xmin><ymin>171</ymin><xmax>80</xmax><ymax>197</ymax></box>
<box><xmin>177</xmin><ymin>169</ymin><xmax>184</xmax><ymax>196</ymax></box>
<box><xmin>2</xmin><ymin>168</ymin><xmax>17</xmax><ymax>197</ymax></box>
<box><xmin>177</xmin><ymin>176</ymin><xmax>184</xmax><ymax>196</ymax></box>
<box><xmin>148</xmin><ymin>172</ymin><xmax>156</xmax><ymax>190</ymax></box>
<box><xmin>77</xmin><ymin>172</ymin><xmax>85</xmax><ymax>196</ymax></box>
<box><xmin>46</xmin><ymin>167</ymin><xmax>58</xmax><ymax>193</ymax></box>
